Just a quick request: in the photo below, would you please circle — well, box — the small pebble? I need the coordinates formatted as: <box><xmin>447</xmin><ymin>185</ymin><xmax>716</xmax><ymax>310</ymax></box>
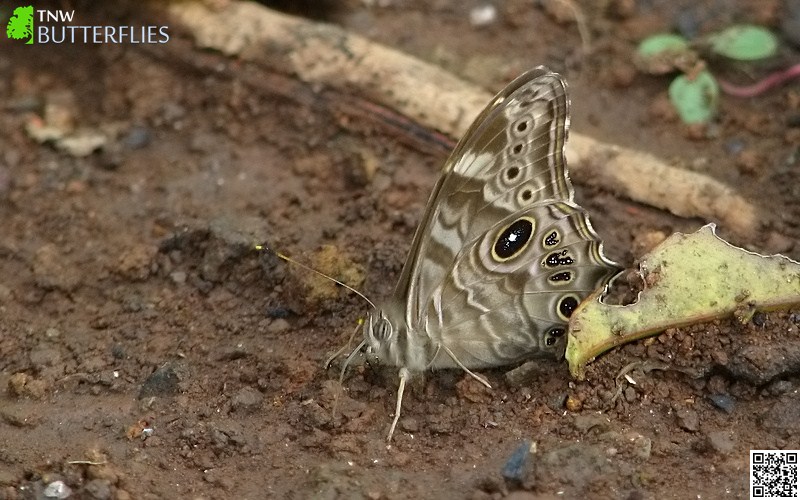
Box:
<box><xmin>43</xmin><ymin>480</ymin><xmax>72</xmax><ymax>499</ymax></box>
<box><xmin>84</xmin><ymin>479</ymin><xmax>112</xmax><ymax>500</ymax></box>
<box><xmin>399</xmin><ymin>417</ymin><xmax>418</xmax><ymax>433</ymax></box>
<box><xmin>708</xmin><ymin>394</ymin><xmax>736</xmax><ymax>414</ymax></box>
<box><xmin>765</xmin><ymin>379</ymin><xmax>793</xmax><ymax>396</ymax></box>
<box><xmin>546</xmin><ymin>392</ymin><xmax>568</xmax><ymax>412</ymax></box>
<box><xmin>0</xmin><ymin>470</ymin><xmax>16</xmax><ymax>486</ymax></box>
<box><xmin>676</xmin><ymin>408</ymin><xmax>699</xmax><ymax>432</ymax></box>
<box><xmin>169</xmin><ymin>271</ymin><xmax>187</xmax><ymax>285</ymax></box>
<box><xmin>723</xmin><ymin>138</ymin><xmax>746</xmax><ymax>156</ymax></box>
<box><xmin>267</xmin><ymin>318</ymin><xmax>290</xmax><ymax>333</ymax></box>
<box><xmin>704</xmin><ymin>431</ymin><xmax>735</xmax><ymax>454</ymax></box>
<box><xmin>501</xmin><ymin>441</ymin><xmax>532</xmax><ymax>483</ymax></box>
<box><xmin>675</xmin><ymin>8</ymin><xmax>700</xmax><ymax>39</ymax></box>
<box><xmin>565</xmin><ymin>395</ymin><xmax>582</xmax><ymax>412</ymax></box>
<box><xmin>33</xmin><ymin>243</ymin><xmax>82</xmax><ymax>292</ymax></box>
<box><xmin>138</xmin><ymin>363</ymin><xmax>179</xmax><ymax>399</ymax></box>
<box><xmin>231</xmin><ymin>386</ymin><xmax>263</xmax><ymax>412</ymax></box>
<box><xmin>124</xmin><ymin>125</ymin><xmax>151</xmax><ymax>149</ymax></box>
<box><xmin>469</xmin><ymin>4</ymin><xmax>497</xmax><ymax>27</ymax></box>
<box><xmin>572</xmin><ymin>414</ymin><xmax>610</xmax><ymax>434</ymax></box>
<box><xmin>29</xmin><ymin>346</ymin><xmax>61</xmax><ymax>368</ymax></box>
<box><xmin>7</xmin><ymin>372</ymin><xmax>47</xmax><ymax>399</ymax></box>
<box><xmin>111</xmin><ymin>344</ymin><xmax>126</xmax><ymax>359</ymax></box>
<box><xmin>266</xmin><ymin>307</ymin><xmax>292</xmax><ymax>319</ymax></box>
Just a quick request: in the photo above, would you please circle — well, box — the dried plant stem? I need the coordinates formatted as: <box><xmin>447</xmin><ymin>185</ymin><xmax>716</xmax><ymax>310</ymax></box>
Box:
<box><xmin>168</xmin><ymin>1</ymin><xmax>760</xmax><ymax>236</ymax></box>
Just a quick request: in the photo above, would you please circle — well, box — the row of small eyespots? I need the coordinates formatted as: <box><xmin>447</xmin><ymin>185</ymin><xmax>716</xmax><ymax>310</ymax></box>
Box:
<box><xmin>545</xmin><ymin>294</ymin><xmax>579</xmax><ymax>346</ymax></box>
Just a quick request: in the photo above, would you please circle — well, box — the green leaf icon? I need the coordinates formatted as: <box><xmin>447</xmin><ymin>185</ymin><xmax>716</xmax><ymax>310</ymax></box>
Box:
<box><xmin>707</xmin><ymin>25</ymin><xmax>778</xmax><ymax>61</ymax></box>
<box><xmin>668</xmin><ymin>70</ymin><xmax>720</xmax><ymax>124</ymax></box>
<box><xmin>7</xmin><ymin>5</ymin><xmax>34</xmax><ymax>44</ymax></box>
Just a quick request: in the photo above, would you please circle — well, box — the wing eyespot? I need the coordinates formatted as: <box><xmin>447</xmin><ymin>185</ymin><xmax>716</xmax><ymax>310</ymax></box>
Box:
<box><xmin>545</xmin><ymin>326</ymin><xmax>566</xmax><ymax>346</ymax></box>
<box><xmin>543</xmin><ymin>229</ymin><xmax>561</xmax><ymax>248</ymax></box>
<box><xmin>491</xmin><ymin>216</ymin><xmax>536</xmax><ymax>262</ymax></box>
<box><xmin>544</xmin><ymin>249</ymin><xmax>574</xmax><ymax>268</ymax></box>
<box><xmin>506</xmin><ymin>166</ymin><xmax>520</xmax><ymax>180</ymax></box>
<box><xmin>556</xmin><ymin>294</ymin><xmax>580</xmax><ymax>321</ymax></box>
<box><xmin>511</xmin><ymin>143</ymin><xmax>524</xmax><ymax>155</ymax></box>
<box><xmin>548</xmin><ymin>271</ymin><xmax>573</xmax><ymax>283</ymax></box>
<box><xmin>516</xmin><ymin>120</ymin><xmax>529</xmax><ymax>133</ymax></box>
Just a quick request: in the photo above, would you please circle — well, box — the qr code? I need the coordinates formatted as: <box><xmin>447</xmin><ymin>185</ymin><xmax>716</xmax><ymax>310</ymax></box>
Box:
<box><xmin>751</xmin><ymin>450</ymin><xmax>799</xmax><ymax>499</ymax></box>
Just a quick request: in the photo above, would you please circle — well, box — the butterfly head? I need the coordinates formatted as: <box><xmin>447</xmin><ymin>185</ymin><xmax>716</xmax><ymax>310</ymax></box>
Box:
<box><xmin>364</xmin><ymin>310</ymin><xmax>394</xmax><ymax>354</ymax></box>
<box><xmin>365</xmin><ymin>304</ymin><xmax>421</xmax><ymax>368</ymax></box>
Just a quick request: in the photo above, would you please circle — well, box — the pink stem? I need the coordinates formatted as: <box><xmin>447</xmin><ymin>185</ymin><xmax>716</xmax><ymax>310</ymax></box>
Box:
<box><xmin>717</xmin><ymin>63</ymin><xmax>800</xmax><ymax>98</ymax></box>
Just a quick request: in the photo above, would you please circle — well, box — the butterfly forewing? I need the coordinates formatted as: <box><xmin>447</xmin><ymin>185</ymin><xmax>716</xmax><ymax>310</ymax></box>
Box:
<box><xmin>382</xmin><ymin>67</ymin><xmax>618</xmax><ymax>368</ymax></box>
<box><xmin>396</xmin><ymin>67</ymin><xmax>599</xmax><ymax>330</ymax></box>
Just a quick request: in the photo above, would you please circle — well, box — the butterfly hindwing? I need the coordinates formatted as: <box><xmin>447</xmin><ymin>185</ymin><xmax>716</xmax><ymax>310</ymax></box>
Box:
<box><xmin>429</xmin><ymin>201</ymin><xmax>618</xmax><ymax>368</ymax></box>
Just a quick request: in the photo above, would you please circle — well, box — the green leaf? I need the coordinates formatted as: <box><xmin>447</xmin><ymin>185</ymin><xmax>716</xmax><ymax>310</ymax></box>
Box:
<box><xmin>668</xmin><ymin>70</ymin><xmax>719</xmax><ymax>124</ymax></box>
<box><xmin>566</xmin><ymin>225</ymin><xmax>800</xmax><ymax>379</ymax></box>
<box><xmin>635</xmin><ymin>34</ymin><xmax>695</xmax><ymax>74</ymax></box>
<box><xmin>707</xmin><ymin>25</ymin><xmax>778</xmax><ymax>61</ymax></box>
<box><xmin>637</xmin><ymin>33</ymin><xmax>690</xmax><ymax>58</ymax></box>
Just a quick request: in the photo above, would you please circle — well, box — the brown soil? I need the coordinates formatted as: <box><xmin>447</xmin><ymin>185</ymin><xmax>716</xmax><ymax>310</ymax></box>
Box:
<box><xmin>1</xmin><ymin>1</ymin><xmax>799</xmax><ymax>499</ymax></box>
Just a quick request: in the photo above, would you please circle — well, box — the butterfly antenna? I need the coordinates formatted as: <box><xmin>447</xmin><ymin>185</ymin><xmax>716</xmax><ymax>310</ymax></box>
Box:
<box><xmin>256</xmin><ymin>244</ymin><xmax>376</xmax><ymax>310</ymax></box>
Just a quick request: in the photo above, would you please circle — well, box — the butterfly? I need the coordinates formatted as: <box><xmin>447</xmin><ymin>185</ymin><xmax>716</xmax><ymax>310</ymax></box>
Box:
<box><xmin>335</xmin><ymin>67</ymin><xmax>619</xmax><ymax>441</ymax></box>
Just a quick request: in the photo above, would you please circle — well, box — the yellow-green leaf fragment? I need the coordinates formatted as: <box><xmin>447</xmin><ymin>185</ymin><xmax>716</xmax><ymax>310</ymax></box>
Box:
<box><xmin>566</xmin><ymin>224</ymin><xmax>800</xmax><ymax>379</ymax></box>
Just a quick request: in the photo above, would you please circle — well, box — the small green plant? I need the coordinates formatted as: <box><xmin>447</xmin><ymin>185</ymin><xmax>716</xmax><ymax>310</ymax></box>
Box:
<box><xmin>635</xmin><ymin>25</ymin><xmax>779</xmax><ymax>124</ymax></box>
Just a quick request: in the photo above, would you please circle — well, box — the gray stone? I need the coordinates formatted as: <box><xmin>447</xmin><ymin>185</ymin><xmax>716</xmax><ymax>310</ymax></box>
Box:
<box><xmin>676</xmin><ymin>408</ymin><xmax>699</xmax><ymax>432</ymax></box>
<box><xmin>705</xmin><ymin>431</ymin><xmax>736</xmax><ymax>454</ymax></box>
<box><xmin>760</xmin><ymin>393</ymin><xmax>800</xmax><ymax>438</ymax></box>
<box><xmin>267</xmin><ymin>318</ymin><xmax>290</xmax><ymax>333</ymax></box>
<box><xmin>231</xmin><ymin>386</ymin><xmax>263</xmax><ymax>412</ymax></box>
<box><xmin>84</xmin><ymin>478</ymin><xmax>112</xmax><ymax>500</ymax></box>
<box><xmin>138</xmin><ymin>363</ymin><xmax>181</xmax><ymax>399</ymax></box>
<box><xmin>29</xmin><ymin>347</ymin><xmax>61</xmax><ymax>368</ymax></box>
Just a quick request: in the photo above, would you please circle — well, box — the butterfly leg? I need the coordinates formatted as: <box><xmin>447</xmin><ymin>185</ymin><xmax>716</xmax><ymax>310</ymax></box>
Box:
<box><xmin>331</xmin><ymin>338</ymin><xmax>368</xmax><ymax>420</ymax></box>
<box><xmin>387</xmin><ymin>367</ymin><xmax>411</xmax><ymax>442</ymax></box>
<box><xmin>324</xmin><ymin>321</ymin><xmax>364</xmax><ymax>370</ymax></box>
<box><xmin>441</xmin><ymin>344</ymin><xmax>492</xmax><ymax>389</ymax></box>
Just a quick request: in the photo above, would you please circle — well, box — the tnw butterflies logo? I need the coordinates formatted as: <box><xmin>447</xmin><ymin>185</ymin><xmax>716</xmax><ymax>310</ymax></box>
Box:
<box><xmin>3</xmin><ymin>5</ymin><xmax>169</xmax><ymax>45</ymax></box>
<box><xmin>6</xmin><ymin>5</ymin><xmax>35</xmax><ymax>44</ymax></box>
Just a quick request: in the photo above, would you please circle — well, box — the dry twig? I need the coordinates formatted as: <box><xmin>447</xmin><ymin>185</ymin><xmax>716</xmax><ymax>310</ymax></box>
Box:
<box><xmin>168</xmin><ymin>1</ymin><xmax>760</xmax><ymax>236</ymax></box>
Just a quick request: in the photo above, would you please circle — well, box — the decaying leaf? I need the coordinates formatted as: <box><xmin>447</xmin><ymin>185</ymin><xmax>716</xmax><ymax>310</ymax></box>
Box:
<box><xmin>566</xmin><ymin>224</ymin><xmax>800</xmax><ymax>378</ymax></box>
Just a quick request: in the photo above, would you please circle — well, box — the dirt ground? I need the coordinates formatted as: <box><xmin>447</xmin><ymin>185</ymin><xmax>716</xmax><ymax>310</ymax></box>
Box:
<box><xmin>1</xmin><ymin>1</ymin><xmax>799</xmax><ymax>498</ymax></box>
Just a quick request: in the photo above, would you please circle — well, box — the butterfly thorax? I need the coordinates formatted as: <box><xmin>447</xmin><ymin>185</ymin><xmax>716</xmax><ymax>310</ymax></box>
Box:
<box><xmin>364</xmin><ymin>304</ymin><xmax>439</xmax><ymax>372</ymax></box>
